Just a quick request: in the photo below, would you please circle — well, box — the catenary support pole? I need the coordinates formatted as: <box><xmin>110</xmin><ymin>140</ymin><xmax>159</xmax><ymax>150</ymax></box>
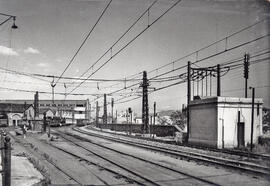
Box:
<box><xmin>103</xmin><ymin>94</ymin><xmax>107</xmax><ymax>124</ymax></box>
<box><xmin>96</xmin><ymin>101</ymin><xmax>99</xmax><ymax>127</ymax></box>
<box><xmin>250</xmin><ymin>87</ymin><xmax>255</xmax><ymax>152</ymax></box>
<box><xmin>111</xmin><ymin>98</ymin><xmax>114</xmax><ymax>124</ymax></box>
<box><xmin>217</xmin><ymin>64</ymin><xmax>221</xmax><ymax>96</ymax></box>
<box><xmin>187</xmin><ymin>61</ymin><xmax>191</xmax><ymax>142</ymax></box>
<box><xmin>244</xmin><ymin>53</ymin><xmax>250</xmax><ymax>98</ymax></box>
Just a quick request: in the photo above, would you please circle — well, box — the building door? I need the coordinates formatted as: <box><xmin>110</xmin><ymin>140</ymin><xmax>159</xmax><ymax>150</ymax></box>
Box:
<box><xmin>237</xmin><ymin>122</ymin><xmax>245</xmax><ymax>148</ymax></box>
<box><xmin>13</xmin><ymin>120</ymin><xmax>16</xmax><ymax>127</ymax></box>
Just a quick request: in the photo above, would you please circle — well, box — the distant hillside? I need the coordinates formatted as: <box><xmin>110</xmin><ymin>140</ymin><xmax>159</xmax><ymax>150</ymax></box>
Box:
<box><xmin>157</xmin><ymin>110</ymin><xmax>176</xmax><ymax>117</ymax></box>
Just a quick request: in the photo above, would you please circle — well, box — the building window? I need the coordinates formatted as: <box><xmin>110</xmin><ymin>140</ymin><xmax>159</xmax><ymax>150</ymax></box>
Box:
<box><xmin>58</xmin><ymin>104</ymin><xmax>62</xmax><ymax>106</ymax></box>
<box><xmin>79</xmin><ymin>111</ymin><xmax>83</xmax><ymax>114</ymax></box>
<box><xmin>46</xmin><ymin>104</ymin><xmax>50</xmax><ymax>106</ymax></box>
<box><xmin>76</xmin><ymin>104</ymin><xmax>84</xmax><ymax>107</ymax></box>
<box><xmin>40</xmin><ymin>104</ymin><xmax>44</xmax><ymax>106</ymax></box>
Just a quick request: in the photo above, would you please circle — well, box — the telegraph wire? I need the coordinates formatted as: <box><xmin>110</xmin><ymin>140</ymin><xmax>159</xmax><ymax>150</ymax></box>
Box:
<box><xmin>0</xmin><ymin>86</ymin><xmax>142</xmax><ymax>96</ymax></box>
<box><xmin>55</xmin><ymin>0</ymin><xmax>113</xmax><ymax>85</ymax></box>
<box><xmin>0</xmin><ymin>86</ymin><xmax>100</xmax><ymax>96</ymax></box>
<box><xmin>0</xmin><ymin>67</ymin><xmax>142</xmax><ymax>82</ymax></box>
<box><xmin>222</xmin><ymin>85</ymin><xmax>270</xmax><ymax>93</ymax></box>
<box><xmin>0</xmin><ymin>66</ymin><xmax>52</xmax><ymax>83</ymax></box>
<box><xmin>147</xmin><ymin>18</ymin><xmax>269</xmax><ymax>75</ymax></box>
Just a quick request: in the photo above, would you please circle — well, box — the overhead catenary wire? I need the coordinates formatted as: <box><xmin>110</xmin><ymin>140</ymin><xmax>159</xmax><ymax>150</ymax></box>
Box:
<box><xmin>101</xmin><ymin>40</ymin><xmax>270</xmax><ymax>102</ymax></box>
<box><xmin>147</xmin><ymin>18</ymin><xmax>269</xmax><ymax>75</ymax></box>
<box><xmin>68</xmin><ymin>0</ymin><xmax>183</xmax><ymax>95</ymax></box>
<box><xmin>90</xmin><ymin>47</ymin><xmax>270</xmax><ymax>104</ymax></box>
<box><xmin>98</xmin><ymin>19</ymin><xmax>269</xmax><ymax>91</ymax></box>
<box><xmin>73</xmin><ymin>0</ymin><xmax>158</xmax><ymax>83</ymax></box>
<box><xmin>110</xmin><ymin>54</ymin><xmax>270</xmax><ymax>105</ymax></box>
<box><xmin>55</xmin><ymin>0</ymin><xmax>113</xmax><ymax>85</ymax></box>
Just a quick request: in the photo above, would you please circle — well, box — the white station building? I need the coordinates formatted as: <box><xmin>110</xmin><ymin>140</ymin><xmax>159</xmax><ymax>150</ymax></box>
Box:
<box><xmin>189</xmin><ymin>97</ymin><xmax>263</xmax><ymax>149</ymax></box>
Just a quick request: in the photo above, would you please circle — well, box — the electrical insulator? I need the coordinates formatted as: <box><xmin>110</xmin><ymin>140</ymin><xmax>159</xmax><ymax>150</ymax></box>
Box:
<box><xmin>111</xmin><ymin>98</ymin><xmax>114</xmax><ymax>108</ymax></box>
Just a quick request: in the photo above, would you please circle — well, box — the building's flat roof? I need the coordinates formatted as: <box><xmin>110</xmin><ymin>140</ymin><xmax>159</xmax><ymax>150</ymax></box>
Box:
<box><xmin>190</xmin><ymin>96</ymin><xmax>263</xmax><ymax>106</ymax></box>
<box><xmin>0</xmin><ymin>99</ymin><xmax>87</xmax><ymax>101</ymax></box>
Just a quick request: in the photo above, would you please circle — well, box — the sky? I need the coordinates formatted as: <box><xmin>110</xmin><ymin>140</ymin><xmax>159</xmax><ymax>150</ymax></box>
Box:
<box><xmin>0</xmin><ymin>0</ymin><xmax>269</xmax><ymax>114</ymax></box>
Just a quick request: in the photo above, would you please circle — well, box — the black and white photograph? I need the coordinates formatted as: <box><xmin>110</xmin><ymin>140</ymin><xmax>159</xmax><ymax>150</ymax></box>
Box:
<box><xmin>0</xmin><ymin>0</ymin><xmax>270</xmax><ymax>185</ymax></box>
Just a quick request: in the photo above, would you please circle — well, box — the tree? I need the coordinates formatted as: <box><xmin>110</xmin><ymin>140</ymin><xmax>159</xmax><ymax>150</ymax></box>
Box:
<box><xmin>170</xmin><ymin>110</ymin><xmax>186</xmax><ymax>130</ymax></box>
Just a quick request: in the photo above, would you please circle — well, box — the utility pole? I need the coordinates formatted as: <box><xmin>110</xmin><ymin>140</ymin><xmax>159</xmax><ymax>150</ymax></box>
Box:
<box><xmin>96</xmin><ymin>101</ymin><xmax>99</xmax><ymax>127</ymax></box>
<box><xmin>187</xmin><ymin>61</ymin><xmax>191</xmax><ymax>141</ymax></box>
<box><xmin>128</xmin><ymin>107</ymin><xmax>132</xmax><ymax>134</ymax></box>
<box><xmin>111</xmin><ymin>98</ymin><xmax>114</xmax><ymax>124</ymax></box>
<box><xmin>141</xmin><ymin>71</ymin><xmax>149</xmax><ymax>134</ymax></box>
<box><xmin>89</xmin><ymin>104</ymin><xmax>91</xmax><ymax>123</ymax></box>
<box><xmin>153</xmin><ymin>102</ymin><xmax>156</xmax><ymax>125</ymax></box>
<box><xmin>250</xmin><ymin>87</ymin><xmax>255</xmax><ymax>152</ymax></box>
<box><xmin>217</xmin><ymin>64</ymin><xmax>221</xmax><ymax>96</ymax></box>
<box><xmin>244</xmin><ymin>53</ymin><xmax>250</xmax><ymax>98</ymax></box>
<box><xmin>115</xmin><ymin>110</ymin><xmax>117</xmax><ymax>123</ymax></box>
<box><xmin>51</xmin><ymin>77</ymin><xmax>56</xmax><ymax>105</ymax></box>
<box><xmin>103</xmin><ymin>94</ymin><xmax>107</xmax><ymax>124</ymax></box>
<box><xmin>34</xmin><ymin>91</ymin><xmax>39</xmax><ymax>118</ymax></box>
<box><xmin>86</xmin><ymin>99</ymin><xmax>90</xmax><ymax>123</ymax></box>
<box><xmin>206</xmin><ymin>71</ymin><xmax>208</xmax><ymax>96</ymax></box>
<box><xmin>126</xmin><ymin>109</ymin><xmax>128</xmax><ymax>123</ymax></box>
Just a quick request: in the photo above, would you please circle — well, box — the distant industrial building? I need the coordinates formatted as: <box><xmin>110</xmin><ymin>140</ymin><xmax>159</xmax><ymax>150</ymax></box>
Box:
<box><xmin>0</xmin><ymin>103</ymin><xmax>31</xmax><ymax>126</ymax></box>
<box><xmin>0</xmin><ymin>99</ymin><xmax>91</xmax><ymax>125</ymax></box>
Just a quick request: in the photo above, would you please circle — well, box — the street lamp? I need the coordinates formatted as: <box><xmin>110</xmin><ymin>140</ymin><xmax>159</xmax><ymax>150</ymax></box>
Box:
<box><xmin>0</xmin><ymin>13</ymin><xmax>18</xmax><ymax>29</ymax></box>
<box><xmin>11</xmin><ymin>17</ymin><xmax>18</xmax><ymax>29</ymax></box>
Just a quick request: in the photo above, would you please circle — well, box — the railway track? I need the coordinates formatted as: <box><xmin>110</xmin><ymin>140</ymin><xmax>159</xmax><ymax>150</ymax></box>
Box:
<box><xmin>54</xmin><ymin>129</ymin><xmax>226</xmax><ymax>186</ymax></box>
<box><xmin>10</xmin><ymin>131</ymin><xmax>148</xmax><ymax>185</ymax></box>
<box><xmin>44</xmin><ymin>141</ymin><xmax>152</xmax><ymax>186</ymax></box>
<box><xmin>87</xmin><ymin>125</ymin><xmax>270</xmax><ymax>162</ymax></box>
<box><xmin>73</xmin><ymin>127</ymin><xmax>270</xmax><ymax>178</ymax></box>
<box><xmin>9</xmin><ymin>133</ymin><xmax>81</xmax><ymax>185</ymax></box>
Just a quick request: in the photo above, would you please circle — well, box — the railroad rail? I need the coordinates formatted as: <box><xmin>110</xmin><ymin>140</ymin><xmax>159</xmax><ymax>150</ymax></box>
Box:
<box><xmin>87</xmin><ymin>125</ymin><xmax>270</xmax><ymax>161</ymax></box>
<box><xmin>55</xmin><ymin>129</ymin><xmax>222</xmax><ymax>186</ymax></box>
<box><xmin>73</xmin><ymin>127</ymin><xmax>270</xmax><ymax>178</ymax></box>
<box><xmin>9</xmin><ymin>132</ymin><xmax>81</xmax><ymax>185</ymax></box>
<box><xmin>43</xmin><ymin>142</ymin><xmax>151</xmax><ymax>186</ymax></box>
<box><xmin>10</xmin><ymin>131</ymin><xmax>147</xmax><ymax>185</ymax></box>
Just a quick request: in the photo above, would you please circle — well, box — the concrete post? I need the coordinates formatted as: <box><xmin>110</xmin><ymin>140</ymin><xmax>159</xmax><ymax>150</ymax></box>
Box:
<box><xmin>2</xmin><ymin>136</ymin><xmax>11</xmax><ymax>186</ymax></box>
<box><xmin>48</xmin><ymin>120</ymin><xmax>51</xmax><ymax>138</ymax></box>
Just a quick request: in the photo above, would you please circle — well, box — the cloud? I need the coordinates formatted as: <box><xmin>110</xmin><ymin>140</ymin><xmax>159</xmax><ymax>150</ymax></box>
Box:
<box><xmin>37</xmin><ymin>63</ymin><xmax>49</xmax><ymax>67</ymax></box>
<box><xmin>55</xmin><ymin>58</ymin><xmax>62</xmax><ymax>63</ymax></box>
<box><xmin>0</xmin><ymin>45</ymin><xmax>18</xmax><ymax>56</ymax></box>
<box><xmin>24</xmin><ymin>47</ymin><xmax>40</xmax><ymax>54</ymax></box>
